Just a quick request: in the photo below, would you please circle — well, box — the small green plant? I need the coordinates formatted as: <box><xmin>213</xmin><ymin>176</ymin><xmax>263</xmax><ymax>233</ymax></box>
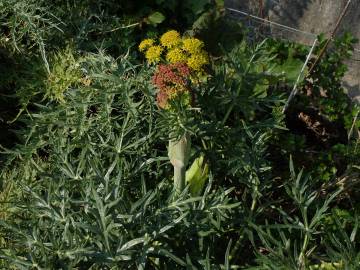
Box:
<box><xmin>249</xmin><ymin>158</ymin><xmax>342</xmax><ymax>270</ymax></box>
<box><xmin>45</xmin><ymin>47</ymin><xmax>83</xmax><ymax>102</ymax></box>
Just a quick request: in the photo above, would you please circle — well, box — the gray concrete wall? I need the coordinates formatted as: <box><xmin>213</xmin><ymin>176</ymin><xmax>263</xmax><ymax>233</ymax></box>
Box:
<box><xmin>225</xmin><ymin>0</ymin><xmax>360</xmax><ymax>101</ymax></box>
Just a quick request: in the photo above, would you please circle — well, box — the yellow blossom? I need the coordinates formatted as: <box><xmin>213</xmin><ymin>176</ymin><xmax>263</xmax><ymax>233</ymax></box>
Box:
<box><xmin>160</xmin><ymin>30</ymin><xmax>181</xmax><ymax>48</ymax></box>
<box><xmin>182</xmin><ymin>38</ymin><xmax>204</xmax><ymax>54</ymax></box>
<box><xmin>187</xmin><ymin>51</ymin><xmax>208</xmax><ymax>71</ymax></box>
<box><xmin>166</xmin><ymin>48</ymin><xmax>187</xmax><ymax>63</ymax></box>
<box><xmin>145</xmin><ymin>45</ymin><xmax>163</xmax><ymax>64</ymax></box>
<box><xmin>139</xmin><ymin>38</ymin><xmax>155</xmax><ymax>52</ymax></box>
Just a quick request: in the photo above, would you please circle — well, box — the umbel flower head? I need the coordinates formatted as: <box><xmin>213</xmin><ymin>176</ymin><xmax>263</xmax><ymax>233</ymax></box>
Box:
<box><xmin>152</xmin><ymin>63</ymin><xmax>192</xmax><ymax>109</ymax></box>
<box><xmin>145</xmin><ymin>45</ymin><xmax>163</xmax><ymax>64</ymax></box>
<box><xmin>153</xmin><ymin>62</ymin><xmax>190</xmax><ymax>89</ymax></box>
<box><xmin>160</xmin><ymin>30</ymin><xmax>181</xmax><ymax>48</ymax></box>
<box><xmin>139</xmin><ymin>30</ymin><xmax>209</xmax><ymax>109</ymax></box>
<box><xmin>138</xmin><ymin>30</ymin><xmax>209</xmax><ymax>73</ymax></box>
<box><xmin>166</xmin><ymin>48</ymin><xmax>187</xmax><ymax>64</ymax></box>
<box><xmin>187</xmin><ymin>51</ymin><xmax>209</xmax><ymax>71</ymax></box>
<box><xmin>182</xmin><ymin>38</ymin><xmax>204</xmax><ymax>54</ymax></box>
<box><xmin>138</xmin><ymin>38</ymin><xmax>154</xmax><ymax>52</ymax></box>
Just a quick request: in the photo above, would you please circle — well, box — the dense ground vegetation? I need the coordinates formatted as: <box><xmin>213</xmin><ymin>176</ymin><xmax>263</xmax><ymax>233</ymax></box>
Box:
<box><xmin>0</xmin><ymin>1</ymin><xmax>359</xmax><ymax>269</ymax></box>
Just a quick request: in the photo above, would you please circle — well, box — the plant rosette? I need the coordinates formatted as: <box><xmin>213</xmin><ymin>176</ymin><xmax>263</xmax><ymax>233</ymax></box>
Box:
<box><xmin>139</xmin><ymin>30</ymin><xmax>209</xmax><ymax>195</ymax></box>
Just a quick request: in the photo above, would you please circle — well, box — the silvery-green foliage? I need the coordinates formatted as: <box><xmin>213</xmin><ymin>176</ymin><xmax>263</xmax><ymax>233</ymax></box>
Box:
<box><xmin>0</xmin><ymin>53</ymin><xmax>241</xmax><ymax>269</ymax></box>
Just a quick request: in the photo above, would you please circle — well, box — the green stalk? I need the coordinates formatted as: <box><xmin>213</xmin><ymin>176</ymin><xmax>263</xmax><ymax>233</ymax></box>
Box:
<box><xmin>173</xmin><ymin>165</ymin><xmax>186</xmax><ymax>192</ymax></box>
<box><xmin>168</xmin><ymin>132</ymin><xmax>191</xmax><ymax>195</ymax></box>
<box><xmin>298</xmin><ymin>207</ymin><xmax>310</xmax><ymax>269</ymax></box>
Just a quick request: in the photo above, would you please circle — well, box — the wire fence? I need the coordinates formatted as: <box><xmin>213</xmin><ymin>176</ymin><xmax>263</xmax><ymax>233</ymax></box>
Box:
<box><xmin>225</xmin><ymin>0</ymin><xmax>360</xmax><ymax>104</ymax></box>
<box><xmin>226</xmin><ymin>4</ymin><xmax>360</xmax><ymax>55</ymax></box>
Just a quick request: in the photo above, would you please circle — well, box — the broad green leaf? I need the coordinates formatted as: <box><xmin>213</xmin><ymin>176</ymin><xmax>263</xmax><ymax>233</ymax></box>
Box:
<box><xmin>272</xmin><ymin>57</ymin><xmax>306</xmax><ymax>84</ymax></box>
<box><xmin>146</xmin><ymin>12</ymin><xmax>165</xmax><ymax>25</ymax></box>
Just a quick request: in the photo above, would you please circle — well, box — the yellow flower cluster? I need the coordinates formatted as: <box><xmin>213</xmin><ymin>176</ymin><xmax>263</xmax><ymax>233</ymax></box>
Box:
<box><xmin>160</xmin><ymin>30</ymin><xmax>181</xmax><ymax>48</ymax></box>
<box><xmin>138</xmin><ymin>38</ymin><xmax>154</xmax><ymax>52</ymax></box>
<box><xmin>182</xmin><ymin>38</ymin><xmax>204</xmax><ymax>54</ymax></box>
<box><xmin>139</xmin><ymin>30</ymin><xmax>209</xmax><ymax>72</ymax></box>
<box><xmin>145</xmin><ymin>45</ymin><xmax>163</xmax><ymax>64</ymax></box>
<box><xmin>166</xmin><ymin>48</ymin><xmax>187</xmax><ymax>63</ymax></box>
<box><xmin>187</xmin><ymin>52</ymin><xmax>209</xmax><ymax>71</ymax></box>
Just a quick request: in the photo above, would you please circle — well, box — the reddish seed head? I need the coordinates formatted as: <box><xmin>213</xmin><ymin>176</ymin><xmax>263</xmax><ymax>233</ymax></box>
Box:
<box><xmin>152</xmin><ymin>63</ymin><xmax>192</xmax><ymax>109</ymax></box>
<box><xmin>152</xmin><ymin>63</ymin><xmax>190</xmax><ymax>90</ymax></box>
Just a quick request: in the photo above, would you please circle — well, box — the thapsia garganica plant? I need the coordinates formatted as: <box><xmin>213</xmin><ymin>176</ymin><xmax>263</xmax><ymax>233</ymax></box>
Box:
<box><xmin>139</xmin><ymin>30</ymin><xmax>210</xmax><ymax>196</ymax></box>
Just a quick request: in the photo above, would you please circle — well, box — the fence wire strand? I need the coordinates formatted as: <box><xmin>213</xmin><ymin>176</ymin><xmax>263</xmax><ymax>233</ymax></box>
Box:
<box><xmin>226</xmin><ymin>6</ymin><xmax>360</xmax><ymax>54</ymax></box>
<box><xmin>282</xmin><ymin>38</ymin><xmax>318</xmax><ymax>113</ymax></box>
<box><xmin>226</xmin><ymin>2</ymin><xmax>360</xmax><ymax>107</ymax></box>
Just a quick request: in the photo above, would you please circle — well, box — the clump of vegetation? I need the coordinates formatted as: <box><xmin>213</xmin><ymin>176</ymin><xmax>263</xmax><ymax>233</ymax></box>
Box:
<box><xmin>0</xmin><ymin>0</ymin><xmax>359</xmax><ymax>269</ymax></box>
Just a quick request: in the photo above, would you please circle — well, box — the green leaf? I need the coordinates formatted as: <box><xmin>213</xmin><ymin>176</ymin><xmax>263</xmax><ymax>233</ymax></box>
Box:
<box><xmin>146</xmin><ymin>12</ymin><xmax>165</xmax><ymax>25</ymax></box>
<box><xmin>118</xmin><ymin>238</ymin><xmax>145</xmax><ymax>252</ymax></box>
<box><xmin>186</xmin><ymin>155</ymin><xmax>209</xmax><ymax>196</ymax></box>
<box><xmin>272</xmin><ymin>57</ymin><xmax>306</xmax><ymax>84</ymax></box>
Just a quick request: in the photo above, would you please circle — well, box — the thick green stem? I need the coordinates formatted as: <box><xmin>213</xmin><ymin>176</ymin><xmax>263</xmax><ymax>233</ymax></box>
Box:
<box><xmin>174</xmin><ymin>165</ymin><xmax>186</xmax><ymax>193</ymax></box>
<box><xmin>168</xmin><ymin>133</ymin><xmax>191</xmax><ymax>195</ymax></box>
